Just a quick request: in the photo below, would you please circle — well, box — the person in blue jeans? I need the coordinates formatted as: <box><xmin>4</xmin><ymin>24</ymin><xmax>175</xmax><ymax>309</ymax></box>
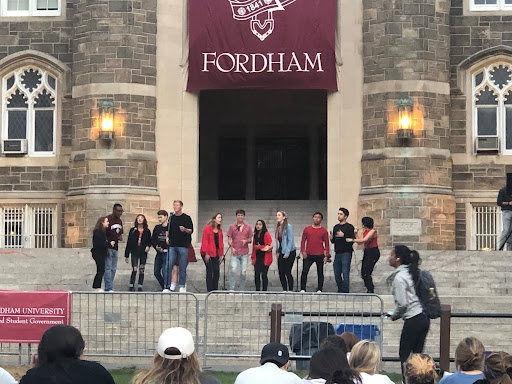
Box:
<box><xmin>330</xmin><ymin>208</ymin><xmax>355</xmax><ymax>293</ymax></box>
<box><xmin>151</xmin><ymin>210</ymin><xmax>169</xmax><ymax>290</ymax></box>
<box><xmin>104</xmin><ymin>203</ymin><xmax>123</xmax><ymax>292</ymax></box>
<box><xmin>165</xmin><ymin>200</ymin><xmax>193</xmax><ymax>293</ymax></box>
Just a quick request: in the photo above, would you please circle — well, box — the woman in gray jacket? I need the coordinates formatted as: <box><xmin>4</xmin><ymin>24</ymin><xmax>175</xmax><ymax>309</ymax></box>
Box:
<box><xmin>387</xmin><ymin>245</ymin><xmax>430</xmax><ymax>380</ymax></box>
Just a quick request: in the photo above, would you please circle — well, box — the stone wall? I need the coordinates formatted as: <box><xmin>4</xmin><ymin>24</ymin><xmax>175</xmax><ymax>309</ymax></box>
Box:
<box><xmin>361</xmin><ymin>0</ymin><xmax>455</xmax><ymax>249</ymax></box>
<box><xmin>66</xmin><ymin>0</ymin><xmax>159</xmax><ymax>247</ymax></box>
<box><xmin>449</xmin><ymin>0</ymin><xmax>512</xmax><ymax>248</ymax></box>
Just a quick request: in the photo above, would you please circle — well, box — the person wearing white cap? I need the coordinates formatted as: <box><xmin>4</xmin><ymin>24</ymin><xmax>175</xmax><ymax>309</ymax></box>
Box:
<box><xmin>234</xmin><ymin>342</ymin><xmax>303</xmax><ymax>384</ymax></box>
<box><xmin>132</xmin><ymin>327</ymin><xmax>220</xmax><ymax>384</ymax></box>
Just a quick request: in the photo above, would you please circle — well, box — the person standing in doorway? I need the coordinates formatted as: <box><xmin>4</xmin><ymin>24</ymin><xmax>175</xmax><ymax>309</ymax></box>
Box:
<box><xmin>227</xmin><ymin>209</ymin><xmax>253</xmax><ymax>291</ymax></box>
<box><xmin>166</xmin><ymin>200</ymin><xmax>194</xmax><ymax>293</ymax></box>
<box><xmin>251</xmin><ymin>219</ymin><xmax>273</xmax><ymax>291</ymax></box>
<box><xmin>275</xmin><ymin>211</ymin><xmax>296</xmax><ymax>291</ymax></box>
<box><xmin>200</xmin><ymin>213</ymin><xmax>224</xmax><ymax>292</ymax></box>
<box><xmin>104</xmin><ymin>203</ymin><xmax>123</xmax><ymax>292</ymax></box>
<box><xmin>151</xmin><ymin>210</ymin><xmax>169</xmax><ymax>290</ymax></box>
<box><xmin>347</xmin><ymin>216</ymin><xmax>380</xmax><ymax>293</ymax></box>
<box><xmin>300</xmin><ymin>212</ymin><xmax>330</xmax><ymax>293</ymax></box>
<box><xmin>330</xmin><ymin>208</ymin><xmax>355</xmax><ymax>293</ymax></box>
<box><xmin>497</xmin><ymin>184</ymin><xmax>512</xmax><ymax>250</ymax></box>
<box><xmin>124</xmin><ymin>214</ymin><xmax>152</xmax><ymax>291</ymax></box>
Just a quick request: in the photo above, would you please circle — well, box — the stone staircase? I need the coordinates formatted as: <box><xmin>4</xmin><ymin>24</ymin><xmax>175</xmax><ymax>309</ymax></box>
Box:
<box><xmin>1</xmin><ymin>248</ymin><xmax>511</xmax><ymax>371</ymax></box>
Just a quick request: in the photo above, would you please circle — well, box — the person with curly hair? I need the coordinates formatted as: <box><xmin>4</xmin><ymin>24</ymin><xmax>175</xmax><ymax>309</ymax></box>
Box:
<box><xmin>405</xmin><ymin>354</ymin><xmax>438</xmax><ymax>384</ymax></box>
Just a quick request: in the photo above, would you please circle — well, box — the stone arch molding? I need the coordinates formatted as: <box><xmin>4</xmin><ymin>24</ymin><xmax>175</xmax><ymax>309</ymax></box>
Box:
<box><xmin>457</xmin><ymin>45</ymin><xmax>512</xmax><ymax>95</ymax></box>
<box><xmin>0</xmin><ymin>50</ymin><xmax>71</xmax><ymax>95</ymax></box>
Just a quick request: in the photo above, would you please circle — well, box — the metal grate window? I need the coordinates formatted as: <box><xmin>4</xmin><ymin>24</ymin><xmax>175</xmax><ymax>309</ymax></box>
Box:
<box><xmin>472</xmin><ymin>205</ymin><xmax>502</xmax><ymax>250</ymax></box>
<box><xmin>32</xmin><ymin>206</ymin><xmax>55</xmax><ymax>248</ymax></box>
<box><xmin>0</xmin><ymin>205</ymin><xmax>56</xmax><ymax>248</ymax></box>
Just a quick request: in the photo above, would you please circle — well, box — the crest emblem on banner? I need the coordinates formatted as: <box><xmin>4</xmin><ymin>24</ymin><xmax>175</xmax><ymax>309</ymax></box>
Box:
<box><xmin>228</xmin><ymin>0</ymin><xmax>297</xmax><ymax>41</ymax></box>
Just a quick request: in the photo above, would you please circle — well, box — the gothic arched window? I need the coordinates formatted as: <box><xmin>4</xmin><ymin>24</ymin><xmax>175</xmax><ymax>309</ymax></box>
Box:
<box><xmin>473</xmin><ymin>62</ymin><xmax>512</xmax><ymax>154</ymax></box>
<box><xmin>2</xmin><ymin>67</ymin><xmax>57</xmax><ymax>156</ymax></box>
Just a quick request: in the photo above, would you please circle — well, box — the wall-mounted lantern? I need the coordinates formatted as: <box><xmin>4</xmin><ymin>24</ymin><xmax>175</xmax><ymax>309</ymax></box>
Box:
<box><xmin>99</xmin><ymin>100</ymin><xmax>115</xmax><ymax>142</ymax></box>
<box><xmin>397</xmin><ymin>98</ymin><xmax>414</xmax><ymax>140</ymax></box>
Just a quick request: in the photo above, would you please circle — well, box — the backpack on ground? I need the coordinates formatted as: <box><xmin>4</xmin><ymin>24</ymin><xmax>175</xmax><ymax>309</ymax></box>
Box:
<box><xmin>415</xmin><ymin>270</ymin><xmax>442</xmax><ymax>319</ymax></box>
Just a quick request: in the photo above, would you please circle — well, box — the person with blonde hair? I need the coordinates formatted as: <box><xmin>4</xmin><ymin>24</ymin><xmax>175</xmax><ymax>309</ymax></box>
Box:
<box><xmin>133</xmin><ymin>327</ymin><xmax>219</xmax><ymax>384</ymax></box>
<box><xmin>405</xmin><ymin>354</ymin><xmax>438</xmax><ymax>384</ymax></box>
<box><xmin>349</xmin><ymin>340</ymin><xmax>393</xmax><ymax>384</ymax></box>
<box><xmin>439</xmin><ymin>337</ymin><xmax>485</xmax><ymax>384</ymax></box>
<box><xmin>483</xmin><ymin>351</ymin><xmax>512</xmax><ymax>384</ymax></box>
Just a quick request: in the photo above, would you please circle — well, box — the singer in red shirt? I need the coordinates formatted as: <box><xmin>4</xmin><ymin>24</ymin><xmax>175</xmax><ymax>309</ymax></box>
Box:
<box><xmin>300</xmin><ymin>212</ymin><xmax>330</xmax><ymax>292</ymax></box>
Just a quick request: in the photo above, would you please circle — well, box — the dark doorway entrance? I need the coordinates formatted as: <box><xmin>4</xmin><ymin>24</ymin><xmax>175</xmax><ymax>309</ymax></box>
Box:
<box><xmin>199</xmin><ymin>90</ymin><xmax>327</xmax><ymax>201</ymax></box>
<box><xmin>255</xmin><ymin>138</ymin><xmax>309</xmax><ymax>200</ymax></box>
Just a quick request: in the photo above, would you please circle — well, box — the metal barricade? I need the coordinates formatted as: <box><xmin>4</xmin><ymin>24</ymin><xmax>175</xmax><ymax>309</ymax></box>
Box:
<box><xmin>71</xmin><ymin>292</ymin><xmax>199</xmax><ymax>357</ymax></box>
<box><xmin>203</xmin><ymin>291</ymin><xmax>384</xmax><ymax>366</ymax></box>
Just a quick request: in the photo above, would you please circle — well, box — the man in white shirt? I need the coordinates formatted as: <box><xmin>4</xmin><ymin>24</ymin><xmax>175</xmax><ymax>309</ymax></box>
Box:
<box><xmin>234</xmin><ymin>342</ymin><xmax>302</xmax><ymax>384</ymax></box>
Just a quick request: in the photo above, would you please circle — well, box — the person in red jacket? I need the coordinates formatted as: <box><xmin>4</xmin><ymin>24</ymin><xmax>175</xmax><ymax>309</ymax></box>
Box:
<box><xmin>200</xmin><ymin>213</ymin><xmax>224</xmax><ymax>292</ymax></box>
<box><xmin>251</xmin><ymin>220</ymin><xmax>273</xmax><ymax>291</ymax></box>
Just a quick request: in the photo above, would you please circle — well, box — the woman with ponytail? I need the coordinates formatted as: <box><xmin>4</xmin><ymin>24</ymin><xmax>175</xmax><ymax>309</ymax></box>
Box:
<box><xmin>439</xmin><ymin>337</ymin><xmax>485</xmax><ymax>384</ymax></box>
<box><xmin>483</xmin><ymin>351</ymin><xmax>512</xmax><ymax>384</ymax></box>
<box><xmin>387</xmin><ymin>245</ymin><xmax>430</xmax><ymax>380</ymax></box>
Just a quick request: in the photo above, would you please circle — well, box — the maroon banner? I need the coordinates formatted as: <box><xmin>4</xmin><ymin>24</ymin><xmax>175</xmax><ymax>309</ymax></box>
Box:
<box><xmin>0</xmin><ymin>291</ymin><xmax>71</xmax><ymax>343</ymax></box>
<box><xmin>188</xmin><ymin>0</ymin><xmax>337</xmax><ymax>91</ymax></box>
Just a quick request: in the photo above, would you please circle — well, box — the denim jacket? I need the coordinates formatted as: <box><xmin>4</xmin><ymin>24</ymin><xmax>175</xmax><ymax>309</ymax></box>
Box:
<box><xmin>275</xmin><ymin>223</ymin><xmax>296</xmax><ymax>257</ymax></box>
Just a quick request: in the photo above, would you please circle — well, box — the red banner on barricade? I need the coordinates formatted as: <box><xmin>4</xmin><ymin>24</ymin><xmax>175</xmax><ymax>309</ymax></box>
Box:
<box><xmin>0</xmin><ymin>291</ymin><xmax>71</xmax><ymax>343</ymax></box>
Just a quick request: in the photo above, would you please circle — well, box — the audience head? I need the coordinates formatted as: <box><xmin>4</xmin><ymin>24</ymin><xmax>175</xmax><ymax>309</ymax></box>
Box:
<box><xmin>321</xmin><ymin>335</ymin><xmax>348</xmax><ymax>354</ymax></box>
<box><xmin>37</xmin><ymin>325</ymin><xmax>85</xmax><ymax>367</ymax></box>
<box><xmin>340</xmin><ymin>332</ymin><xmax>359</xmax><ymax>353</ymax></box>
<box><xmin>484</xmin><ymin>351</ymin><xmax>512</xmax><ymax>384</ymax></box>
<box><xmin>349</xmin><ymin>340</ymin><xmax>380</xmax><ymax>375</ymax></box>
<box><xmin>260</xmin><ymin>342</ymin><xmax>290</xmax><ymax>369</ymax></box>
<box><xmin>308</xmin><ymin>347</ymin><xmax>354</xmax><ymax>382</ymax></box>
<box><xmin>405</xmin><ymin>354</ymin><xmax>438</xmax><ymax>384</ymax></box>
<box><xmin>133</xmin><ymin>327</ymin><xmax>200</xmax><ymax>384</ymax></box>
<box><xmin>455</xmin><ymin>337</ymin><xmax>485</xmax><ymax>372</ymax></box>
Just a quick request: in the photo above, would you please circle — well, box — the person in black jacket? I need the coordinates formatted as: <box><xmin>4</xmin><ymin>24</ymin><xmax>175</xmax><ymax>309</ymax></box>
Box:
<box><xmin>151</xmin><ymin>210</ymin><xmax>169</xmax><ymax>290</ymax></box>
<box><xmin>91</xmin><ymin>216</ymin><xmax>112</xmax><ymax>292</ymax></box>
<box><xmin>20</xmin><ymin>325</ymin><xmax>114</xmax><ymax>384</ymax></box>
<box><xmin>125</xmin><ymin>214</ymin><xmax>152</xmax><ymax>291</ymax></box>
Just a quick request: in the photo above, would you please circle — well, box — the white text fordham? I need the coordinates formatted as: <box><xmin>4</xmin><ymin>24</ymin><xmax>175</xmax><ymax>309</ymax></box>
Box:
<box><xmin>202</xmin><ymin>52</ymin><xmax>324</xmax><ymax>73</ymax></box>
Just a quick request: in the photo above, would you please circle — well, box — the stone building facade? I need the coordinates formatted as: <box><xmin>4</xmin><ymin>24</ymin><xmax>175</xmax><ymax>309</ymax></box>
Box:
<box><xmin>0</xmin><ymin>0</ymin><xmax>510</xmax><ymax>250</ymax></box>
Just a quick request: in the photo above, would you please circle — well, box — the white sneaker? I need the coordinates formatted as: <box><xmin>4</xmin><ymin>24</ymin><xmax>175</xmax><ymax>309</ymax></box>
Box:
<box><xmin>300</xmin><ymin>290</ymin><xmax>306</xmax><ymax>293</ymax></box>
<box><xmin>179</xmin><ymin>287</ymin><xmax>186</xmax><ymax>293</ymax></box>
<box><xmin>162</xmin><ymin>289</ymin><xmax>170</xmax><ymax>293</ymax></box>
<box><xmin>316</xmin><ymin>290</ymin><xmax>322</xmax><ymax>293</ymax></box>
<box><xmin>170</xmin><ymin>283</ymin><xmax>176</xmax><ymax>291</ymax></box>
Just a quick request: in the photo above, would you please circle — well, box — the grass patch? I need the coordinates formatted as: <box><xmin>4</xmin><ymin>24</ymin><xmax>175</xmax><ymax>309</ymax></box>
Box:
<box><xmin>209</xmin><ymin>371</ymin><xmax>239</xmax><ymax>384</ymax></box>
<box><xmin>110</xmin><ymin>366</ymin><xmax>138</xmax><ymax>384</ymax></box>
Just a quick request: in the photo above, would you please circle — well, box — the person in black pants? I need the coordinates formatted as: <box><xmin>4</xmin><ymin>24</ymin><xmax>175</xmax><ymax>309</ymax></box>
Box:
<box><xmin>91</xmin><ymin>216</ymin><xmax>112</xmax><ymax>292</ymax></box>
<box><xmin>251</xmin><ymin>220</ymin><xmax>273</xmax><ymax>291</ymax></box>
<box><xmin>300</xmin><ymin>212</ymin><xmax>330</xmax><ymax>292</ymax></box>
<box><xmin>200</xmin><ymin>213</ymin><xmax>224</xmax><ymax>292</ymax></box>
<box><xmin>124</xmin><ymin>214</ymin><xmax>152</xmax><ymax>291</ymax></box>
<box><xmin>275</xmin><ymin>211</ymin><xmax>296</xmax><ymax>291</ymax></box>
<box><xmin>347</xmin><ymin>216</ymin><xmax>380</xmax><ymax>293</ymax></box>
<box><xmin>387</xmin><ymin>245</ymin><xmax>430</xmax><ymax>381</ymax></box>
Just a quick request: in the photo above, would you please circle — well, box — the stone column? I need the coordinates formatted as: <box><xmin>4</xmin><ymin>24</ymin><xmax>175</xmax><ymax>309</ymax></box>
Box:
<box><xmin>360</xmin><ymin>0</ymin><xmax>455</xmax><ymax>250</ymax></box>
<box><xmin>309</xmin><ymin>128</ymin><xmax>319</xmax><ymax>200</ymax></box>
<box><xmin>65</xmin><ymin>0</ymin><xmax>159</xmax><ymax>247</ymax></box>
